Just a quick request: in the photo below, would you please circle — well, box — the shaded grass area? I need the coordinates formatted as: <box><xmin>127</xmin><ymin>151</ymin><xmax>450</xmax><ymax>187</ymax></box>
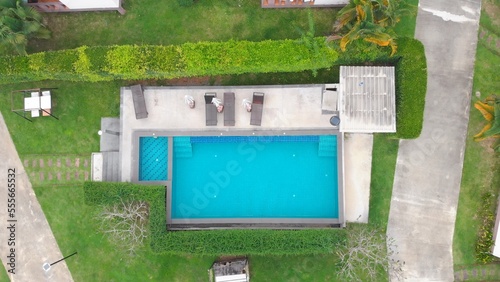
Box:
<box><xmin>222</xmin><ymin>67</ymin><xmax>340</xmax><ymax>85</ymax></box>
<box><xmin>368</xmin><ymin>134</ymin><xmax>399</xmax><ymax>230</ymax></box>
<box><xmin>250</xmin><ymin>254</ymin><xmax>340</xmax><ymax>281</ymax></box>
<box><xmin>0</xmin><ymin>81</ymin><xmax>120</xmax><ymax>155</ymax></box>
<box><xmin>453</xmin><ymin>0</ymin><xmax>500</xmax><ymax>269</ymax></box>
<box><xmin>28</xmin><ymin>0</ymin><xmax>338</xmax><ymax>53</ymax></box>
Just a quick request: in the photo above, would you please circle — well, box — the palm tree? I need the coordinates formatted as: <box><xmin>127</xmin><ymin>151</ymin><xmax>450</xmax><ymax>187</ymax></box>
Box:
<box><xmin>0</xmin><ymin>0</ymin><xmax>50</xmax><ymax>55</ymax></box>
<box><xmin>474</xmin><ymin>95</ymin><xmax>500</xmax><ymax>152</ymax></box>
<box><xmin>332</xmin><ymin>0</ymin><xmax>408</xmax><ymax>55</ymax></box>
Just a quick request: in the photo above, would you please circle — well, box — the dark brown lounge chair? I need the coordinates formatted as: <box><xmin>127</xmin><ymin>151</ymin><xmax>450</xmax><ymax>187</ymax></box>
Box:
<box><xmin>130</xmin><ymin>84</ymin><xmax>148</xmax><ymax>119</ymax></box>
<box><xmin>224</xmin><ymin>92</ymin><xmax>235</xmax><ymax>126</ymax></box>
<box><xmin>250</xmin><ymin>92</ymin><xmax>264</xmax><ymax>126</ymax></box>
<box><xmin>205</xmin><ymin>92</ymin><xmax>217</xmax><ymax>126</ymax></box>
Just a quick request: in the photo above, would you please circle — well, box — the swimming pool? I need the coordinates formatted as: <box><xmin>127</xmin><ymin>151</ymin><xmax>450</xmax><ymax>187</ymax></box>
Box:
<box><xmin>171</xmin><ymin>135</ymin><xmax>339</xmax><ymax>220</ymax></box>
<box><xmin>139</xmin><ymin>136</ymin><xmax>168</xmax><ymax>181</ymax></box>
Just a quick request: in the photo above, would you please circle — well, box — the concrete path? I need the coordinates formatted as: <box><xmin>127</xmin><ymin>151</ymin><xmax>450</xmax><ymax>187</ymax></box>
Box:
<box><xmin>0</xmin><ymin>113</ymin><xmax>73</xmax><ymax>281</ymax></box>
<box><xmin>387</xmin><ymin>0</ymin><xmax>482</xmax><ymax>281</ymax></box>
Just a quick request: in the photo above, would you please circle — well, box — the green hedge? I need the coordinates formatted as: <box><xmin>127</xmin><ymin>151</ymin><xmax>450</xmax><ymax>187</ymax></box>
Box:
<box><xmin>0</xmin><ymin>38</ymin><xmax>338</xmax><ymax>84</ymax></box>
<box><xmin>391</xmin><ymin>37</ymin><xmax>427</xmax><ymax>139</ymax></box>
<box><xmin>83</xmin><ymin>182</ymin><xmax>346</xmax><ymax>255</ymax></box>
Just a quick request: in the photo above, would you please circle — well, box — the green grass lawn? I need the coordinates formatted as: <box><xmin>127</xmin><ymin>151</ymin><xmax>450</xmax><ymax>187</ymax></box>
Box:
<box><xmin>453</xmin><ymin>0</ymin><xmax>500</xmax><ymax>271</ymax></box>
<box><xmin>0</xmin><ymin>81</ymin><xmax>120</xmax><ymax>155</ymax></box>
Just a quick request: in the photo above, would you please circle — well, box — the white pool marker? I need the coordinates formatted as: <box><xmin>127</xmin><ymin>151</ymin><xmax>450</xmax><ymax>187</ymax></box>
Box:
<box><xmin>156</xmin><ymin>158</ymin><xmax>159</xmax><ymax>162</ymax></box>
<box><xmin>293</xmin><ymin>194</ymin><xmax>296</xmax><ymax>197</ymax></box>
<box><xmin>293</xmin><ymin>154</ymin><xmax>295</xmax><ymax>157</ymax></box>
<box><xmin>325</xmin><ymin>174</ymin><xmax>328</xmax><ymax>177</ymax></box>
<box><xmin>215</xmin><ymin>155</ymin><xmax>217</xmax><ymax>157</ymax></box>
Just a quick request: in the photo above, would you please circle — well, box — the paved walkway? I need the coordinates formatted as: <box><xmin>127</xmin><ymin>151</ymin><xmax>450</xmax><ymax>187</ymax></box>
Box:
<box><xmin>344</xmin><ymin>133</ymin><xmax>373</xmax><ymax>223</ymax></box>
<box><xmin>22</xmin><ymin>155</ymin><xmax>90</xmax><ymax>186</ymax></box>
<box><xmin>387</xmin><ymin>0</ymin><xmax>482</xmax><ymax>281</ymax></box>
<box><xmin>0</xmin><ymin>113</ymin><xmax>73</xmax><ymax>281</ymax></box>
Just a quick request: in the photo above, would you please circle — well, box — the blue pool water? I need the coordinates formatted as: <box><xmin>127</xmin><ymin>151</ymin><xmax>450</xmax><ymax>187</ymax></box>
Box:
<box><xmin>139</xmin><ymin>137</ymin><xmax>168</xmax><ymax>181</ymax></box>
<box><xmin>171</xmin><ymin>135</ymin><xmax>338</xmax><ymax>219</ymax></box>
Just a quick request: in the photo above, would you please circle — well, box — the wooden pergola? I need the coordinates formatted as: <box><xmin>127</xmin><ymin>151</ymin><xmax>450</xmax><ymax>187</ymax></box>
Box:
<box><xmin>11</xmin><ymin>88</ymin><xmax>59</xmax><ymax>122</ymax></box>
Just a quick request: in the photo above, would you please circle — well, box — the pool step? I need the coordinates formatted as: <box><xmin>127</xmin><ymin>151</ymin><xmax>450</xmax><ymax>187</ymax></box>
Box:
<box><xmin>318</xmin><ymin>135</ymin><xmax>337</xmax><ymax>157</ymax></box>
<box><xmin>174</xmin><ymin>137</ymin><xmax>192</xmax><ymax>158</ymax></box>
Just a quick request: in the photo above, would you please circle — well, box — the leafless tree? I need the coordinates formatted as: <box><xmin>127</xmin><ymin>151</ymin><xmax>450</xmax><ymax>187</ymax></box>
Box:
<box><xmin>97</xmin><ymin>199</ymin><xmax>149</xmax><ymax>254</ymax></box>
<box><xmin>336</xmin><ymin>224</ymin><xmax>404</xmax><ymax>281</ymax></box>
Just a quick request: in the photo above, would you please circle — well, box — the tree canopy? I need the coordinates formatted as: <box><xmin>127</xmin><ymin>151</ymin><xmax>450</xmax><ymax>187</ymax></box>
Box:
<box><xmin>333</xmin><ymin>0</ymin><xmax>410</xmax><ymax>55</ymax></box>
<box><xmin>0</xmin><ymin>0</ymin><xmax>50</xmax><ymax>55</ymax></box>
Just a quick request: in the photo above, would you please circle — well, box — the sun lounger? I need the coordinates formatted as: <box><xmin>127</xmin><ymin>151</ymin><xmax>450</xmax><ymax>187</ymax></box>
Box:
<box><xmin>205</xmin><ymin>92</ymin><xmax>218</xmax><ymax>126</ymax></box>
<box><xmin>224</xmin><ymin>92</ymin><xmax>235</xmax><ymax>126</ymax></box>
<box><xmin>250</xmin><ymin>92</ymin><xmax>264</xmax><ymax>126</ymax></box>
<box><xmin>130</xmin><ymin>84</ymin><xmax>148</xmax><ymax>120</ymax></box>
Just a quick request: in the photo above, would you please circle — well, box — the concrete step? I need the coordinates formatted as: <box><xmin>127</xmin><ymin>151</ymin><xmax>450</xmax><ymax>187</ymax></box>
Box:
<box><xmin>102</xmin><ymin>151</ymin><xmax>120</xmax><ymax>182</ymax></box>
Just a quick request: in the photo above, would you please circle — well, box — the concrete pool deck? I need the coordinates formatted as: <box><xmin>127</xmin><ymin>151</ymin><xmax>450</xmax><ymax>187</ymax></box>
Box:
<box><xmin>118</xmin><ymin>84</ymin><xmax>371</xmax><ymax>228</ymax></box>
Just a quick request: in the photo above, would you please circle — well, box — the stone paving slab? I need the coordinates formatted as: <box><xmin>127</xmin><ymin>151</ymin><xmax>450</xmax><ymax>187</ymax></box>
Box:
<box><xmin>21</xmin><ymin>155</ymin><xmax>91</xmax><ymax>186</ymax></box>
<box><xmin>0</xmin><ymin>113</ymin><xmax>73</xmax><ymax>281</ymax></box>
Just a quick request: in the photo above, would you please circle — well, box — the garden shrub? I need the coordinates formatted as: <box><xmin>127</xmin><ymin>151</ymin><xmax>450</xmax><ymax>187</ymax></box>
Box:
<box><xmin>84</xmin><ymin>181</ymin><xmax>347</xmax><ymax>255</ymax></box>
<box><xmin>475</xmin><ymin>192</ymin><xmax>496</xmax><ymax>263</ymax></box>
<box><xmin>392</xmin><ymin>37</ymin><xmax>427</xmax><ymax>139</ymax></box>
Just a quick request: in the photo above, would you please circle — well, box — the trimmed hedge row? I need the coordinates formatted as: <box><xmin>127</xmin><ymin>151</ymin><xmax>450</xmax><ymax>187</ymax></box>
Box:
<box><xmin>83</xmin><ymin>182</ymin><xmax>347</xmax><ymax>255</ymax></box>
<box><xmin>0</xmin><ymin>38</ymin><xmax>338</xmax><ymax>84</ymax></box>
